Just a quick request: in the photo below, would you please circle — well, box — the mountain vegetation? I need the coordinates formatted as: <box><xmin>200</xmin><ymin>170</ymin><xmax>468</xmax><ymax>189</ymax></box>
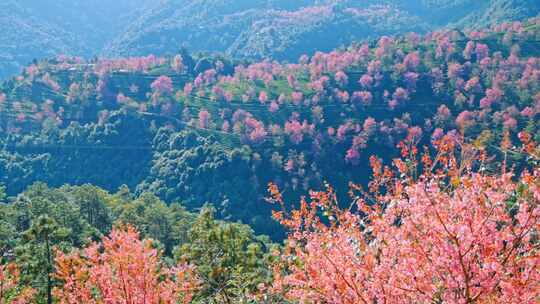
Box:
<box><xmin>0</xmin><ymin>5</ymin><xmax>539</xmax><ymax>303</ymax></box>
<box><xmin>0</xmin><ymin>0</ymin><xmax>149</xmax><ymax>78</ymax></box>
<box><xmin>2</xmin><ymin>0</ymin><xmax>539</xmax><ymax>79</ymax></box>
<box><xmin>1</xmin><ymin>17</ymin><xmax>539</xmax><ymax>238</ymax></box>
<box><xmin>0</xmin><ymin>183</ymin><xmax>274</xmax><ymax>303</ymax></box>
<box><xmin>106</xmin><ymin>0</ymin><xmax>540</xmax><ymax>61</ymax></box>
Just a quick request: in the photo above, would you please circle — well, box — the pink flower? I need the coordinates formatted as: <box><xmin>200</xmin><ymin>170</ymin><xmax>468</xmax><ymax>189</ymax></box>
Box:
<box><xmin>310</xmin><ymin>77</ymin><xmax>329</xmax><ymax>93</ymax></box>
<box><xmin>284</xmin><ymin>159</ymin><xmax>295</xmax><ymax>172</ymax></box>
<box><xmin>291</xmin><ymin>92</ymin><xmax>304</xmax><ymax>105</ymax></box>
<box><xmin>249</xmin><ymin>125</ymin><xmax>267</xmax><ymax>144</ymax></box>
<box><xmin>287</xmin><ymin>74</ymin><xmax>297</xmax><ymax>88</ymax></box>
<box><xmin>336</xmin><ymin>90</ymin><xmax>349</xmax><ymax>103</ymax></box>
<box><xmin>435</xmin><ymin>105</ymin><xmax>451</xmax><ymax>123</ymax></box>
<box><xmin>486</xmin><ymin>87</ymin><xmax>503</xmax><ymax>103</ymax></box>
<box><xmin>363</xmin><ymin>117</ymin><xmax>377</xmax><ymax>136</ymax></box>
<box><xmin>479</xmin><ymin>97</ymin><xmax>493</xmax><ymax>109</ymax></box>
<box><xmin>222</xmin><ymin>121</ymin><xmax>230</xmax><ymax>132</ymax></box>
<box><xmin>272</xmin><ymin>139</ymin><xmax>540</xmax><ymax>304</ymax></box>
<box><xmin>335</xmin><ymin>71</ymin><xmax>349</xmax><ymax>87</ymax></box>
<box><xmin>194</xmin><ymin>75</ymin><xmax>203</xmax><ymax>87</ymax></box>
<box><xmin>393</xmin><ymin>87</ymin><xmax>409</xmax><ymax>102</ymax></box>
<box><xmin>336</xmin><ymin>123</ymin><xmax>352</xmax><ymax>141</ymax></box>
<box><xmin>198</xmin><ymin>110</ymin><xmax>211</xmax><ymax>129</ymax></box>
<box><xmin>171</xmin><ymin>55</ymin><xmax>184</xmax><ymax>72</ymax></box>
<box><xmin>345</xmin><ymin>148</ymin><xmax>360</xmax><ymax>165</ymax></box>
<box><xmin>463</xmin><ymin>41</ymin><xmax>475</xmax><ymax>59</ymax></box>
<box><xmin>520</xmin><ymin>107</ymin><xmax>535</xmax><ymax>118</ymax></box>
<box><xmin>456</xmin><ymin>110</ymin><xmax>474</xmax><ymax>129</ymax></box>
<box><xmin>116</xmin><ymin>93</ymin><xmax>129</xmax><ymax>104</ymax></box>
<box><xmin>212</xmin><ymin>86</ymin><xmax>225</xmax><ymax>100</ymax></box>
<box><xmin>404</xmin><ymin>72</ymin><xmax>419</xmax><ymax>89</ymax></box>
<box><xmin>26</xmin><ymin>65</ymin><xmax>39</xmax><ymax>79</ymax></box>
<box><xmin>285</xmin><ymin>120</ymin><xmax>304</xmax><ymax>144</ymax></box>
<box><xmin>407</xmin><ymin>126</ymin><xmax>423</xmax><ymax>142</ymax></box>
<box><xmin>269</xmin><ymin>101</ymin><xmax>279</xmax><ymax>112</ymax></box>
<box><xmin>480</xmin><ymin>57</ymin><xmax>491</xmax><ymax>69</ymax></box>
<box><xmin>203</xmin><ymin>69</ymin><xmax>217</xmax><ymax>85</ymax></box>
<box><xmin>327</xmin><ymin>127</ymin><xmax>335</xmax><ymax>137</ymax></box>
<box><xmin>464</xmin><ymin>77</ymin><xmax>480</xmax><ymax>92</ymax></box>
<box><xmin>367</xmin><ymin>60</ymin><xmax>381</xmax><ymax>75</ymax></box>
<box><xmin>431</xmin><ymin>127</ymin><xmax>444</xmax><ymax>143</ymax></box>
<box><xmin>352</xmin><ymin>91</ymin><xmax>373</xmax><ymax>106</ymax></box>
<box><xmin>375</xmin><ymin>36</ymin><xmax>393</xmax><ymax>57</ymax></box>
<box><xmin>388</xmin><ymin>99</ymin><xmax>399</xmax><ymax>110</ymax></box>
<box><xmin>403</xmin><ymin>52</ymin><xmax>420</xmax><ymax>70</ymax></box>
<box><xmin>503</xmin><ymin>117</ymin><xmax>517</xmax><ymax>130</ymax></box>
<box><xmin>151</xmin><ymin>76</ymin><xmax>173</xmax><ymax>95</ymax></box>
<box><xmin>42</xmin><ymin>73</ymin><xmax>61</xmax><ymax>91</ymax></box>
<box><xmin>475</xmin><ymin>43</ymin><xmax>489</xmax><ymax>61</ymax></box>
<box><xmin>16</xmin><ymin>113</ymin><xmax>26</xmax><ymax>122</ymax></box>
<box><xmin>183</xmin><ymin>83</ymin><xmax>193</xmax><ymax>96</ymax></box>
<box><xmin>359</xmin><ymin>74</ymin><xmax>373</xmax><ymax>88</ymax></box>
<box><xmin>480</xmin><ymin>87</ymin><xmax>503</xmax><ymax>109</ymax></box>
<box><xmin>224</xmin><ymin>91</ymin><xmax>233</xmax><ymax>102</ymax></box>
<box><xmin>259</xmin><ymin>91</ymin><xmax>269</xmax><ymax>104</ymax></box>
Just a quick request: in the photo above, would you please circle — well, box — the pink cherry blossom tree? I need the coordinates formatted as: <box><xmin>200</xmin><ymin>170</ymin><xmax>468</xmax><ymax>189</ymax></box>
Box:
<box><xmin>151</xmin><ymin>76</ymin><xmax>173</xmax><ymax>95</ymax></box>
<box><xmin>269</xmin><ymin>136</ymin><xmax>540</xmax><ymax>304</ymax></box>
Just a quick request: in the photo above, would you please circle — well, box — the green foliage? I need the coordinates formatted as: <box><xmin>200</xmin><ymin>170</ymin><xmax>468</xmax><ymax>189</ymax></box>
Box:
<box><xmin>140</xmin><ymin>130</ymin><xmax>261</xmax><ymax>216</ymax></box>
<box><xmin>60</xmin><ymin>184</ymin><xmax>112</xmax><ymax>234</ymax></box>
<box><xmin>3</xmin><ymin>183</ymin><xmax>100</xmax><ymax>302</ymax></box>
<box><xmin>107</xmin><ymin>0</ymin><xmax>539</xmax><ymax>61</ymax></box>
<box><xmin>175</xmin><ymin>207</ymin><xmax>277</xmax><ymax>303</ymax></box>
<box><xmin>16</xmin><ymin>215</ymin><xmax>68</xmax><ymax>304</ymax></box>
<box><xmin>0</xmin><ymin>184</ymin><xmax>5</xmax><ymax>202</ymax></box>
<box><xmin>0</xmin><ymin>0</ymin><xmax>150</xmax><ymax>78</ymax></box>
<box><xmin>3</xmin><ymin>1</ymin><xmax>538</xmax><ymax>79</ymax></box>
<box><xmin>0</xmin><ymin>182</ymin><xmax>277</xmax><ymax>303</ymax></box>
<box><xmin>108</xmin><ymin>190</ymin><xmax>195</xmax><ymax>255</ymax></box>
<box><xmin>0</xmin><ymin>203</ymin><xmax>16</xmax><ymax>257</ymax></box>
<box><xmin>0</xmin><ymin>112</ymin><xmax>154</xmax><ymax>195</ymax></box>
<box><xmin>10</xmin><ymin>183</ymin><xmax>98</xmax><ymax>247</ymax></box>
<box><xmin>0</xmin><ymin>183</ymin><xmax>229</xmax><ymax>299</ymax></box>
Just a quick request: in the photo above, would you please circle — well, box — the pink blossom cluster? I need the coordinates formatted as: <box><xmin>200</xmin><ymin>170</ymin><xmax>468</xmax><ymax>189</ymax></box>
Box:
<box><xmin>95</xmin><ymin>55</ymin><xmax>166</xmax><ymax>76</ymax></box>
<box><xmin>151</xmin><ymin>76</ymin><xmax>174</xmax><ymax>95</ymax></box>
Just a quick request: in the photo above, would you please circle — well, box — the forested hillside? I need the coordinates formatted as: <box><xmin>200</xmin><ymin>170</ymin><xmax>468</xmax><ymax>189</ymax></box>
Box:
<box><xmin>0</xmin><ymin>8</ymin><xmax>539</xmax><ymax>303</ymax></box>
<box><xmin>0</xmin><ymin>0</ymin><xmax>150</xmax><ymax>78</ymax></box>
<box><xmin>2</xmin><ymin>0</ymin><xmax>538</xmax><ymax>79</ymax></box>
<box><xmin>1</xmin><ymin>17</ymin><xmax>539</xmax><ymax>239</ymax></box>
<box><xmin>106</xmin><ymin>0</ymin><xmax>540</xmax><ymax>60</ymax></box>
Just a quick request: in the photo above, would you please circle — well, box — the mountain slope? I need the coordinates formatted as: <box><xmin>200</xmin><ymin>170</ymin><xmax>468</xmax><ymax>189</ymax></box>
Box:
<box><xmin>0</xmin><ymin>1</ymin><xmax>73</xmax><ymax>78</ymax></box>
<box><xmin>1</xmin><ymin>17</ymin><xmax>539</xmax><ymax>238</ymax></box>
<box><xmin>1</xmin><ymin>0</ymin><xmax>538</xmax><ymax>79</ymax></box>
<box><xmin>449</xmin><ymin>0</ymin><xmax>540</xmax><ymax>28</ymax></box>
<box><xmin>105</xmin><ymin>0</ymin><xmax>540</xmax><ymax>61</ymax></box>
<box><xmin>0</xmin><ymin>0</ymin><xmax>149</xmax><ymax>79</ymax></box>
